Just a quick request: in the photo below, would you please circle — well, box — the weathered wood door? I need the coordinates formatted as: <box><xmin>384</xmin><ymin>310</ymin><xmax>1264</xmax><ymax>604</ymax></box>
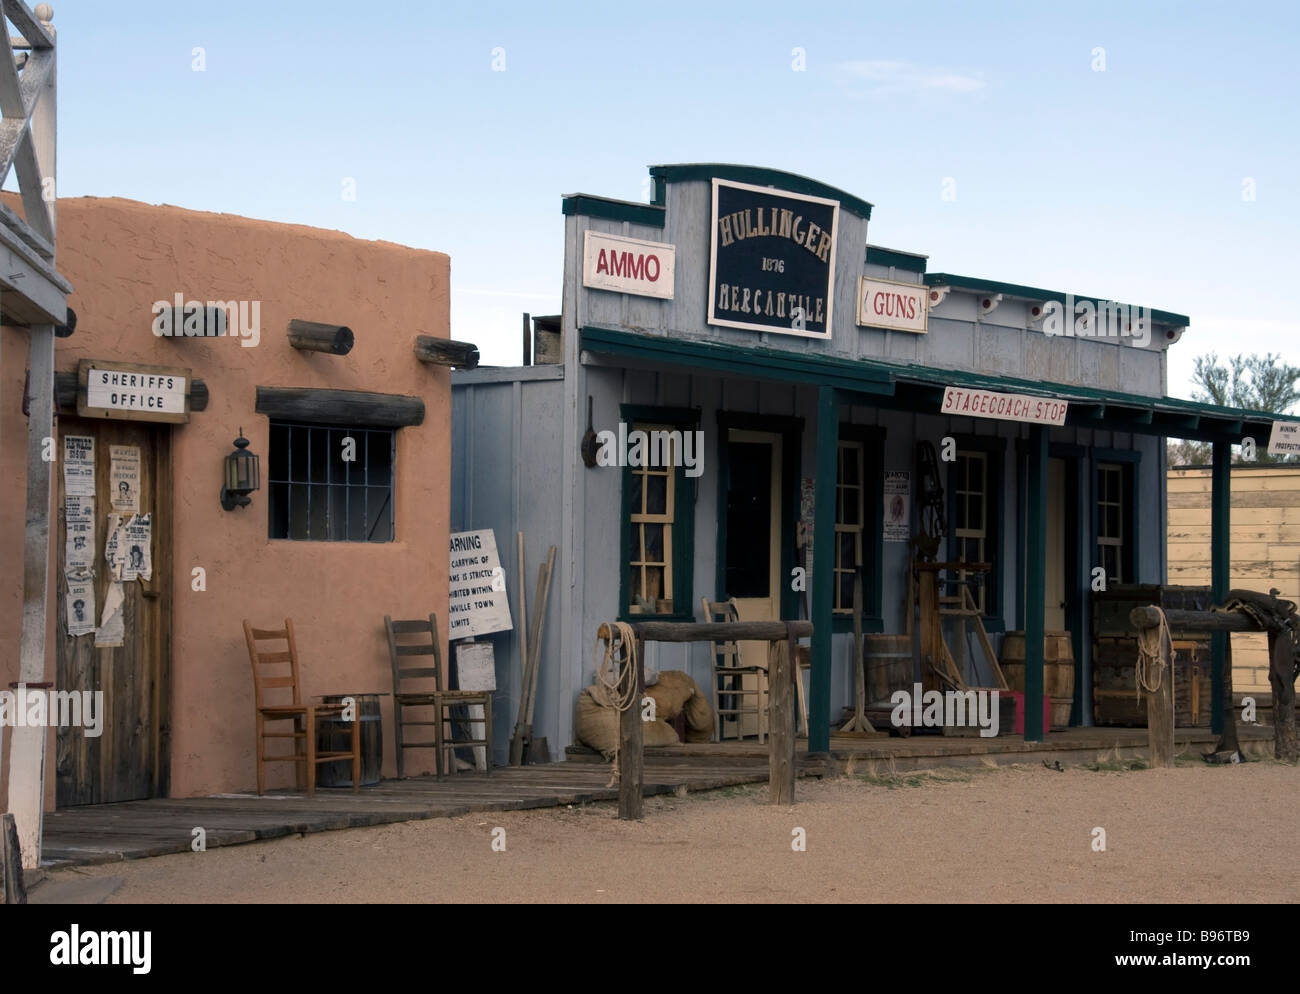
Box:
<box><xmin>724</xmin><ymin>429</ymin><xmax>783</xmax><ymax>738</ymax></box>
<box><xmin>55</xmin><ymin>417</ymin><xmax>171</xmax><ymax>806</ymax></box>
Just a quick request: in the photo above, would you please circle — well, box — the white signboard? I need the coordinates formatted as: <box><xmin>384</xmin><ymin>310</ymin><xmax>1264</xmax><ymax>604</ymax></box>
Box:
<box><xmin>883</xmin><ymin>471</ymin><xmax>911</xmax><ymax>543</ymax></box>
<box><xmin>82</xmin><ymin>362</ymin><xmax>189</xmax><ymax>422</ymax></box>
<box><xmin>448</xmin><ymin>530</ymin><xmax>513</xmax><ymax>640</ymax></box>
<box><xmin>1268</xmin><ymin>420</ymin><xmax>1300</xmax><ymax>456</ymax></box>
<box><xmin>941</xmin><ymin>386</ymin><xmax>1068</xmax><ymax>427</ymax></box>
<box><xmin>582</xmin><ymin>231</ymin><xmax>676</xmax><ymax>300</ymax></box>
<box><xmin>857</xmin><ymin>277</ymin><xmax>928</xmax><ymax>334</ymax></box>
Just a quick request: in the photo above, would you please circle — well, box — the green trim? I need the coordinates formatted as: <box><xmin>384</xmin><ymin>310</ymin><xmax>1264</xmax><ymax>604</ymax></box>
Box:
<box><xmin>1023</xmin><ymin>426</ymin><xmax>1049</xmax><ymax>741</ymax></box>
<box><xmin>836</xmin><ymin>423</ymin><xmax>886</xmax><ymax>627</ymax></box>
<box><xmin>562</xmin><ymin>194</ymin><xmax>666</xmax><ymax>229</ymax></box>
<box><xmin>648</xmin><ymin>163</ymin><xmax>874</xmax><ymax>220</ymax></box>
<box><xmin>865</xmin><ymin>246</ymin><xmax>927</xmax><ymax>273</ymax></box>
<box><xmin>580</xmin><ymin>326</ymin><xmax>895</xmax><ymax>398</ymax></box>
<box><xmin>810</xmin><ymin>386</ymin><xmax>840</xmax><ymax>752</ymax></box>
<box><xmin>615</xmin><ymin>405</ymin><xmax>699</xmax><ymax>623</ymax></box>
<box><xmin>713</xmin><ymin>412</ymin><xmax>803</xmax><ymax>623</ymax></box>
<box><xmin>946</xmin><ymin>436</ymin><xmax>1006</xmax><ymax>630</ymax></box>
<box><xmin>924</xmin><ymin>272</ymin><xmax>1189</xmax><ymax>328</ymax></box>
<box><xmin>579</xmin><ymin>326</ymin><xmax>1285</xmax><ymax>441</ymax></box>
<box><xmin>1210</xmin><ymin>441</ymin><xmax>1231</xmax><ymax>735</ymax></box>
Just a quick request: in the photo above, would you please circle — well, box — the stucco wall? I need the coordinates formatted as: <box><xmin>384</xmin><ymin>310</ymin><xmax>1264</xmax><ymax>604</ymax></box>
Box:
<box><xmin>1</xmin><ymin>196</ymin><xmax>452</xmax><ymax>800</ymax></box>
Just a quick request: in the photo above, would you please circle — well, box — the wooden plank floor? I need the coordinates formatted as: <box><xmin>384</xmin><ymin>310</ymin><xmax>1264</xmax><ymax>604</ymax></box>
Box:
<box><xmin>40</xmin><ymin>760</ymin><xmax>787</xmax><ymax>869</ymax></box>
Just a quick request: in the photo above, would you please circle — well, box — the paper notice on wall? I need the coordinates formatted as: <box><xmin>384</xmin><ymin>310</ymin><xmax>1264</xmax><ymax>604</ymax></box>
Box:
<box><xmin>63</xmin><ymin>435</ymin><xmax>95</xmax><ymax>497</ymax></box>
<box><xmin>66</xmin><ymin>576</ymin><xmax>96</xmax><ymax>637</ymax></box>
<box><xmin>455</xmin><ymin>641</ymin><xmax>497</xmax><ymax>692</ymax></box>
<box><xmin>109</xmin><ymin>445</ymin><xmax>141</xmax><ymax>513</ymax></box>
<box><xmin>64</xmin><ymin>494</ymin><xmax>96</xmax><ymax>575</ymax></box>
<box><xmin>95</xmin><ymin>581</ymin><xmax>125</xmax><ymax>648</ymax></box>
<box><xmin>883</xmin><ymin>471</ymin><xmax>911</xmax><ymax>543</ymax></box>
<box><xmin>120</xmin><ymin>513</ymin><xmax>153</xmax><ymax>582</ymax></box>
<box><xmin>104</xmin><ymin>513</ymin><xmax>123</xmax><ymax>579</ymax></box>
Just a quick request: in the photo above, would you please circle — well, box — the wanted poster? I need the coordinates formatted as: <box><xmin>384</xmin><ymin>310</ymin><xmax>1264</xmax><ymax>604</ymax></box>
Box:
<box><xmin>110</xmin><ymin>445</ymin><xmax>141</xmax><ymax>513</ymax></box>
<box><xmin>66</xmin><ymin>577</ymin><xmax>96</xmax><ymax>637</ymax></box>
<box><xmin>104</xmin><ymin>512</ymin><xmax>124</xmax><ymax>579</ymax></box>
<box><xmin>63</xmin><ymin>435</ymin><xmax>95</xmax><ymax>497</ymax></box>
<box><xmin>95</xmin><ymin>581</ymin><xmax>125</xmax><ymax>648</ymax></box>
<box><xmin>120</xmin><ymin>513</ymin><xmax>153</xmax><ymax>582</ymax></box>
<box><xmin>884</xmin><ymin>471</ymin><xmax>911</xmax><ymax>543</ymax></box>
<box><xmin>65</xmin><ymin>494</ymin><xmax>96</xmax><ymax>575</ymax></box>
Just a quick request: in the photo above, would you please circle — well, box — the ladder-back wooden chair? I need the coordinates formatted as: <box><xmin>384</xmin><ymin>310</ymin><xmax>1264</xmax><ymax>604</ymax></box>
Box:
<box><xmin>385</xmin><ymin>614</ymin><xmax>493</xmax><ymax>778</ymax></box>
<box><xmin>243</xmin><ymin>618</ymin><xmax>360</xmax><ymax>797</ymax></box>
<box><xmin>701</xmin><ymin>597</ymin><xmax>767</xmax><ymax>743</ymax></box>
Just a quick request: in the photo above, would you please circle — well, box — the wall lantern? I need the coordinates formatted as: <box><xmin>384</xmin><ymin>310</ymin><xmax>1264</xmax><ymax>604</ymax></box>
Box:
<box><xmin>220</xmin><ymin>429</ymin><xmax>260</xmax><ymax>511</ymax></box>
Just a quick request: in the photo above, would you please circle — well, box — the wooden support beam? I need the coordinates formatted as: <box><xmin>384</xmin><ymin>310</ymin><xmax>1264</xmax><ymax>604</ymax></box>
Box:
<box><xmin>288</xmin><ymin>319</ymin><xmax>353</xmax><ymax>356</ymax></box>
<box><xmin>1</xmin><ymin>813</ymin><xmax>25</xmax><ymax>904</ymax></box>
<box><xmin>1023</xmin><ymin>424</ymin><xmax>1048</xmax><ymax>741</ymax></box>
<box><xmin>602</xmin><ymin>620</ymin><xmax>812</xmax><ymax>643</ymax></box>
<box><xmin>1211</xmin><ymin>441</ymin><xmax>1231</xmax><ymax>734</ymax></box>
<box><xmin>616</xmin><ymin>636</ymin><xmax>645</xmax><ymax>820</ymax></box>
<box><xmin>53</xmin><ymin>370</ymin><xmax>208</xmax><ymax>413</ymax></box>
<box><xmin>1130</xmin><ymin>606</ymin><xmax>1256</xmax><ymax>634</ymax></box>
<box><xmin>2</xmin><ymin>1</ymin><xmax>54</xmax><ymax>50</ymax></box>
<box><xmin>810</xmin><ymin>385</ymin><xmax>838</xmax><ymax>753</ymax></box>
<box><xmin>768</xmin><ymin>631</ymin><xmax>796</xmax><ymax>805</ymax></box>
<box><xmin>413</xmin><ymin>335</ymin><xmax>479</xmax><ymax>369</ymax></box>
<box><xmin>255</xmin><ymin>385</ymin><xmax>424</xmax><ymax>428</ymax></box>
<box><xmin>8</xmin><ymin>323</ymin><xmax>54</xmax><ymax>869</ymax></box>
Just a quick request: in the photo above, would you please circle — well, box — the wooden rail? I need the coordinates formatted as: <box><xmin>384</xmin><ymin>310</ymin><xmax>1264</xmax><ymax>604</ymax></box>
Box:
<box><xmin>597</xmin><ymin>620</ymin><xmax>813</xmax><ymax>817</ymax></box>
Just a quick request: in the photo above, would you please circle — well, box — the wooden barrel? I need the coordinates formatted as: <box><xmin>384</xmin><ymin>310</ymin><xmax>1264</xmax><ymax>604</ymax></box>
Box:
<box><xmin>317</xmin><ymin>693</ymin><xmax>383</xmax><ymax>787</ymax></box>
<box><xmin>1001</xmin><ymin>631</ymin><xmax>1076</xmax><ymax>729</ymax></box>
<box><xmin>865</xmin><ymin>635</ymin><xmax>914</xmax><ymax>704</ymax></box>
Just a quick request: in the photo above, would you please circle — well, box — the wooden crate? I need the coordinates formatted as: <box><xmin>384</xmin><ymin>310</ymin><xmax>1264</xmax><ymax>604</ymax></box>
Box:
<box><xmin>1093</xmin><ymin>636</ymin><xmax>1213</xmax><ymax>727</ymax></box>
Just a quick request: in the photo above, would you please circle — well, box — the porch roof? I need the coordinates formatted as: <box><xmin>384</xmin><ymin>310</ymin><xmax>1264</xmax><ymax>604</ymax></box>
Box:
<box><xmin>580</xmin><ymin>325</ymin><xmax>1296</xmax><ymax>443</ymax></box>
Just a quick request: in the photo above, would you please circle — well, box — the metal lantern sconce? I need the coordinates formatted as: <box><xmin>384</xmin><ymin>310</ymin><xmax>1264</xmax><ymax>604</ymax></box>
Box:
<box><xmin>220</xmin><ymin>428</ymin><xmax>260</xmax><ymax>511</ymax></box>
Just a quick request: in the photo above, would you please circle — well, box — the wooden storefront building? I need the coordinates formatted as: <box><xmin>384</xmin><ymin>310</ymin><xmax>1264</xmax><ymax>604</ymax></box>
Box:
<box><xmin>452</xmin><ymin>163</ymin><xmax>1295</xmax><ymax>760</ymax></box>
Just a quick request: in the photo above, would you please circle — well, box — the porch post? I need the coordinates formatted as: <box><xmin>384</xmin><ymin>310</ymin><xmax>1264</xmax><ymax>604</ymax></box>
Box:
<box><xmin>1210</xmin><ymin>439</ymin><xmax>1231</xmax><ymax>735</ymax></box>
<box><xmin>809</xmin><ymin>385</ymin><xmax>838</xmax><ymax>753</ymax></box>
<box><xmin>1024</xmin><ymin>425</ymin><xmax>1048</xmax><ymax>742</ymax></box>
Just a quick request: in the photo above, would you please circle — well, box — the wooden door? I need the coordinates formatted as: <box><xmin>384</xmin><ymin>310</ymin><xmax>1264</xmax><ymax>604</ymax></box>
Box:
<box><xmin>1045</xmin><ymin>457</ymin><xmax>1066</xmax><ymax>632</ymax></box>
<box><xmin>724</xmin><ymin>430</ymin><xmax>782</xmax><ymax>737</ymax></box>
<box><xmin>55</xmin><ymin>417</ymin><xmax>171</xmax><ymax>806</ymax></box>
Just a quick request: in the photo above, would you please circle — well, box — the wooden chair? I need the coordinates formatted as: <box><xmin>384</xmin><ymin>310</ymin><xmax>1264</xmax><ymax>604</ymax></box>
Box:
<box><xmin>385</xmin><ymin>614</ymin><xmax>493</xmax><ymax>778</ymax></box>
<box><xmin>701</xmin><ymin>597</ymin><xmax>767</xmax><ymax>743</ymax></box>
<box><xmin>243</xmin><ymin>619</ymin><xmax>360</xmax><ymax>797</ymax></box>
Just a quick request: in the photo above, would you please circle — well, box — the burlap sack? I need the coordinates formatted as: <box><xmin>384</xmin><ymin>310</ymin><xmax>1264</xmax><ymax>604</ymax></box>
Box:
<box><xmin>574</xmin><ymin>686</ymin><xmax>679</xmax><ymax>758</ymax></box>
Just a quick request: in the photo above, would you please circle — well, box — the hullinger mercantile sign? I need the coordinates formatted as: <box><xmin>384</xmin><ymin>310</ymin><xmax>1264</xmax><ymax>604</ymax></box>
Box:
<box><xmin>708</xmin><ymin>178</ymin><xmax>839</xmax><ymax>340</ymax></box>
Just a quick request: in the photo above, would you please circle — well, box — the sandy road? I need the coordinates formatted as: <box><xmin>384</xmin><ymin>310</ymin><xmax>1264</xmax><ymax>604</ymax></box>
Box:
<box><xmin>46</xmin><ymin>761</ymin><xmax>1299</xmax><ymax>903</ymax></box>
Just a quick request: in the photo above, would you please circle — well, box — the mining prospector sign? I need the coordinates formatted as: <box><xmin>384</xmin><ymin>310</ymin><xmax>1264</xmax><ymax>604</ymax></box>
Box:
<box><xmin>708</xmin><ymin>178</ymin><xmax>839</xmax><ymax>340</ymax></box>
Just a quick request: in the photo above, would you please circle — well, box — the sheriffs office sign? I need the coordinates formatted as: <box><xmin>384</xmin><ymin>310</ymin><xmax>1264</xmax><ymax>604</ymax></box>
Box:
<box><xmin>708</xmin><ymin>178</ymin><xmax>839</xmax><ymax>339</ymax></box>
<box><xmin>77</xmin><ymin>360</ymin><xmax>191</xmax><ymax>423</ymax></box>
<box><xmin>582</xmin><ymin>231</ymin><xmax>675</xmax><ymax>299</ymax></box>
<box><xmin>857</xmin><ymin>277</ymin><xmax>928</xmax><ymax>334</ymax></box>
<box><xmin>941</xmin><ymin>386</ymin><xmax>1068</xmax><ymax>426</ymax></box>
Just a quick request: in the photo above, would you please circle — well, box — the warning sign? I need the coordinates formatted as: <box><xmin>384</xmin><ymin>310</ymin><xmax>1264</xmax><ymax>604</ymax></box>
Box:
<box><xmin>448</xmin><ymin>529</ymin><xmax>513</xmax><ymax>640</ymax></box>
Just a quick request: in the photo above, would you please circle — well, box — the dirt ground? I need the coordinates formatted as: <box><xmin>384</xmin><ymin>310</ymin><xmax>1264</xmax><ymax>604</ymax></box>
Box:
<box><xmin>49</xmin><ymin>760</ymin><xmax>1299</xmax><ymax>903</ymax></box>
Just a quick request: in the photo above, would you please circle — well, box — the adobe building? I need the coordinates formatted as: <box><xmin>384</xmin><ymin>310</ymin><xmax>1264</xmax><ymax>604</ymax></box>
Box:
<box><xmin>1</xmin><ymin>196</ymin><xmax>462</xmax><ymax>815</ymax></box>
<box><xmin>452</xmin><ymin>163</ymin><xmax>1298</xmax><ymax>760</ymax></box>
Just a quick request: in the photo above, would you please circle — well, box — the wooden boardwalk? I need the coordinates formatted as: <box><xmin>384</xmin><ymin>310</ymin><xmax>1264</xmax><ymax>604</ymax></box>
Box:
<box><xmin>40</xmin><ymin>759</ymin><xmax>789</xmax><ymax>868</ymax></box>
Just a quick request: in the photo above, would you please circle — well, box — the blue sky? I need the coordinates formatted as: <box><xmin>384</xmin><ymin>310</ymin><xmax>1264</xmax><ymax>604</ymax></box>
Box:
<box><xmin>41</xmin><ymin>0</ymin><xmax>1300</xmax><ymax>398</ymax></box>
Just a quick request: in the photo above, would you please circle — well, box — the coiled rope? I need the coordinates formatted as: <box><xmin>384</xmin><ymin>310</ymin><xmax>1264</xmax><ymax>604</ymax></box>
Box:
<box><xmin>1135</xmin><ymin>606</ymin><xmax>1170</xmax><ymax>699</ymax></box>
<box><xmin>592</xmin><ymin>622</ymin><xmax>640</xmax><ymax>786</ymax></box>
